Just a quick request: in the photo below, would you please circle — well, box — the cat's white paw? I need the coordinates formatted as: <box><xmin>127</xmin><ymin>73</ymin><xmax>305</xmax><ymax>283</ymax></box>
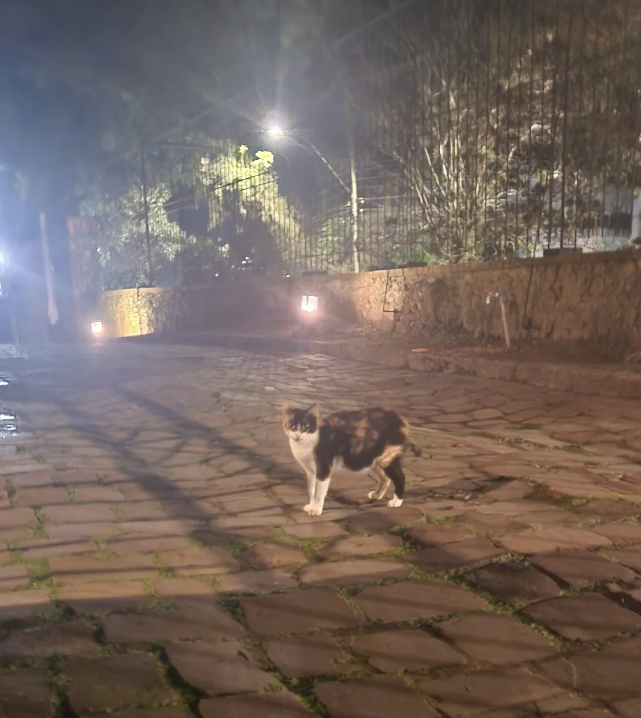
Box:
<box><xmin>303</xmin><ymin>503</ymin><xmax>313</xmax><ymax>513</ymax></box>
<box><xmin>367</xmin><ymin>490</ymin><xmax>379</xmax><ymax>500</ymax></box>
<box><xmin>387</xmin><ymin>496</ymin><xmax>403</xmax><ymax>508</ymax></box>
<box><xmin>304</xmin><ymin>502</ymin><xmax>323</xmax><ymax>516</ymax></box>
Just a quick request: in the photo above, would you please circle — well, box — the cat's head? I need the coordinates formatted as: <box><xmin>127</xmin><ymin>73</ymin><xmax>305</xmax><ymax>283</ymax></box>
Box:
<box><xmin>282</xmin><ymin>403</ymin><xmax>319</xmax><ymax>442</ymax></box>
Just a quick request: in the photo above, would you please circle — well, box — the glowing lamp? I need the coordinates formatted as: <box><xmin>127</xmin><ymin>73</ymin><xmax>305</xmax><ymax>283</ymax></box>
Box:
<box><xmin>301</xmin><ymin>295</ymin><xmax>319</xmax><ymax>313</ymax></box>
<box><xmin>91</xmin><ymin>320</ymin><xmax>103</xmax><ymax>334</ymax></box>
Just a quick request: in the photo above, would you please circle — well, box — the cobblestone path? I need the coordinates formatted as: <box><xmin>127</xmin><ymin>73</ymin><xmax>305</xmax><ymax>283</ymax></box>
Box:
<box><xmin>1</xmin><ymin>341</ymin><xmax>641</xmax><ymax>717</ymax></box>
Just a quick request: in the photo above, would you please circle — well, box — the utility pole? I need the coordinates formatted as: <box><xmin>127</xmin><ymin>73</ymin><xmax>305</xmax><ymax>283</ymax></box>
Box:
<box><xmin>348</xmin><ymin>126</ymin><xmax>360</xmax><ymax>274</ymax></box>
<box><xmin>266</xmin><ymin>121</ymin><xmax>360</xmax><ymax>272</ymax></box>
<box><xmin>140</xmin><ymin>140</ymin><xmax>153</xmax><ymax>286</ymax></box>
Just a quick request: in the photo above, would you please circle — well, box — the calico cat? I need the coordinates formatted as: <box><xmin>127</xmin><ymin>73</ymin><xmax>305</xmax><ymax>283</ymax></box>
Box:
<box><xmin>282</xmin><ymin>404</ymin><xmax>421</xmax><ymax>516</ymax></box>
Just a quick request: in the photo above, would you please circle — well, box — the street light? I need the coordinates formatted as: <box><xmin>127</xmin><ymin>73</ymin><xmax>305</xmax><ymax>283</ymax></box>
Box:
<box><xmin>263</xmin><ymin>121</ymin><xmax>360</xmax><ymax>273</ymax></box>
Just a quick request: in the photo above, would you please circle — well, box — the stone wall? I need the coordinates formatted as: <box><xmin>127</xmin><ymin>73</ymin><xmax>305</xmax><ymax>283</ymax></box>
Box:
<box><xmin>100</xmin><ymin>250</ymin><xmax>641</xmax><ymax>358</ymax></box>
<box><xmin>99</xmin><ymin>277</ymin><xmax>292</xmax><ymax>338</ymax></box>
<box><xmin>294</xmin><ymin>250</ymin><xmax>641</xmax><ymax>358</ymax></box>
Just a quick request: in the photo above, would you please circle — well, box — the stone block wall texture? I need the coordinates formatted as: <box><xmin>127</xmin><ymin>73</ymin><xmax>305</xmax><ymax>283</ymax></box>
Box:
<box><xmin>99</xmin><ymin>278</ymin><xmax>292</xmax><ymax>338</ymax></box>
<box><xmin>100</xmin><ymin>250</ymin><xmax>641</xmax><ymax>357</ymax></box>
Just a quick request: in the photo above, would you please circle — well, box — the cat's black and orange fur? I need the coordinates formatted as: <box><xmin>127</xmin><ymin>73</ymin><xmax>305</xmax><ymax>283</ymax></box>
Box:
<box><xmin>282</xmin><ymin>404</ymin><xmax>420</xmax><ymax>516</ymax></box>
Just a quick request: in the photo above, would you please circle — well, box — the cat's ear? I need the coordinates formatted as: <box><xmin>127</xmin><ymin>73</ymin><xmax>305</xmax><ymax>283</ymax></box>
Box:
<box><xmin>280</xmin><ymin>401</ymin><xmax>292</xmax><ymax>415</ymax></box>
<box><xmin>306</xmin><ymin>403</ymin><xmax>320</xmax><ymax>419</ymax></box>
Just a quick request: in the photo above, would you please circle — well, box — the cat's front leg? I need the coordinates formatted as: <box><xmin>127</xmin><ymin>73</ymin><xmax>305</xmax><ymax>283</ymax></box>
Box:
<box><xmin>307</xmin><ymin>476</ymin><xmax>330</xmax><ymax>515</ymax></box>
<box><xmin>306</xmin><ymin>460</ymin><xmax>332</xmax><ymax>516</ymax></box>
<box><xmin>303</xmin><ymin>470</ymin><xmax>317</xmax><ymax>514</ymax></box>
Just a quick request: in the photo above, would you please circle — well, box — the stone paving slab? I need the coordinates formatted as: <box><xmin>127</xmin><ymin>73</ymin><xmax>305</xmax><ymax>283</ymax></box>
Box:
<box><xmin>265</xmin><ymin>635</ymin><xmax>354</xmax><ymax>677</ymax></box>
<box><xmin>47</xmin><ymin>521</ymin><xmax>115</xmax><ymax>539</ymax></box>
<box><xmin>64</xmin><ymin>653</ymin><xmax>175</xmax><ymax>713</ymax></box>
<box><xmin>418</xmin><ymin>666</ymin><xmax>576</xmax><ymax>717</ymax></box>
<box><xmin>199</xmin><ymin>692</ymin><xmax>314</xmax><ymax>718</ymax></box>
<box><xmin>539</xmin><ymin>636</ymin><xmax>641</xmax><ymax>702</ymax></box>
<box><xmin>154</xmin><ymin>577</ymin><xmax>215</xmax><ymax>599</ymax></box>
<box><xmin>159</xmin><ymin>546</ymin><xmax>239</xmax><ymax>575</ymax></box>
<box><xmin>43</xmin><ymin>502</ymin><xmax>117</xmax><ymax>523</ymax></box>
<box><xmin>616</xmin><ymin>698</ymin><xmax>641</xmax><ymax>718</ymax></box>
<box><xmin>49</xmin><ymin>553</ymin><xmax>160</xmax><ymax>583</ymax></box>
<box><xmin>439</xmin><ymin>613</ymin><xmax>559</xmax><ymax>665</ymax></box>
<box><xmin>216</xmin><ymin>568</ymin><xmax>298</xmax><ymax>593</ymax></box>
<box><xmin>0</xmin><ymin>667</ymin><xmax>54</xmax><ymax>718</ymax></box>
<box><xmin>166</xmin><ymin>641</ymin><xmax>277</xmax><ymax>696</ymax></box>
<box><xmin>7</xmin><ymin>341</ymin><xmax>641</xmax><ymax>715</ymax></box>
<box><xmin>530</xmin><ymin>549</ymin><xmax>638</xmax><ymax>588</ymax></box>
<box><xmin>464</xmin><ymin>562</ymin><xmax>562</xmax><ymax>605</ymax></box>
<box><xmin>0</xmin><ymin>506</ymin><xmax>37</xmax><ymax>528</ymax></box>
<box><xmin>316</xmin><ymin>675</ymin><xmax>439</xmax><ymax>718</ymax></box>
<box><xmin>348</xmin><ymin>629</ymin><xmax>465</xmax><ymax>673</ymax></box>
<box><xmin>241</xmin><ymin>587</ymin><xmax>365</xmax><ymax>635</ymax></box>
<box><xmin>0</xmin><ymin>564</ymin><xmax>30</xmax><ymax>591</ymax></box>
<box><xmin>354</xmin><ymin>579</ymin><xmax>488</xmax><ymax>622</ymax></box>
<box><xmin>316</xmin><ymin>533</ymin><xmax>404</xmax><ymax>560</ymax></box>
<box><xmin>243</xmin><ymin>542</ymin><xmax>308</xmax><ymax>568</ymax></box>
<box><xmin>103</xmin><ymin>602</ymin><xmax>246</xmax><ymax>642</ymax></box>
<box><xmin>592</xmin><ymin>520</ymin><xmax>641</xmax><ymax>543</ymax></box>
<box><xmin>0</xmin><ymin>621</ymin><xmax>99</xmax><ymax>660</ymax></box>
<box><xmin>299</xmin><ymin>558</ymin><xmax>411</xmax><ymax>587</ymax></box>
<box><xmin>0</xmin><ymin>589</ymin><xmax>53</xmax><ymax>622</ymax></box>
<box><xmin>499</xmin><ymin>527</ymin><xmax>612</xmax><ymax>554</ymax></box>
<box><xmin>59</xmin><ymin>580</ymin><xmax>153</xmax><ymax>614</ymax></box>
<box><xmin>18</xmin><ymin>538</ymin><xmax>97</xmax><ymax>560</ymax></box>
<box><xmin>89</xmin><ymin>710</ymin><xmax>192</xmax><ymax>718</ymax></box>
<box><xmin>410</xmin><ymin>537</ymin><xmax>507</xmax><ymax>573</ymax></box>
<box><xmin>525</xmin><ymin>593</ymin><xmax>641</xmax><ymax>641</ymax></box>
<box><xmin>603</xmin><ymin>543</ymin><xmax>641</xmax><ymax>573</ymax></box>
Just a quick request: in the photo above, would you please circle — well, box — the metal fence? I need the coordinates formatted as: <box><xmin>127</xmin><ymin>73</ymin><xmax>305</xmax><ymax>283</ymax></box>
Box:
<box><xmin>88</xmin><ymin>0</ymin><xmax>641</xmax><ymax>289</ymax></box>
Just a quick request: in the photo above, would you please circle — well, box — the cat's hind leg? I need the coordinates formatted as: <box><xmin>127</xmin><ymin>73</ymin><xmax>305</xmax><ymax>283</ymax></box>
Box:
<box><xmin>384</xmin><ymin>456</ymin><xmax>405</xmax><ymax>508</ymax></box>
<box><xmin>367</xmin><ymin>464</ymin><xmax>391</xmax><ymax>501</ymax></box>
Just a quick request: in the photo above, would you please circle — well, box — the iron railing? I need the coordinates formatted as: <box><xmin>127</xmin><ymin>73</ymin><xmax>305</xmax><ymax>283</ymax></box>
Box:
<box><xmin>86</xmin><ymin>0</ymin><xmax>641</xmax><ymax>288</ymax></box>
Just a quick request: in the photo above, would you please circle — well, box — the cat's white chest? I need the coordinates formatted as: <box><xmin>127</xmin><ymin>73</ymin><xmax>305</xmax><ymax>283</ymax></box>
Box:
<box><xmin>289</xmin><ymin>435</ymin><xmax>317</xmax><ymax>472</ymax></box>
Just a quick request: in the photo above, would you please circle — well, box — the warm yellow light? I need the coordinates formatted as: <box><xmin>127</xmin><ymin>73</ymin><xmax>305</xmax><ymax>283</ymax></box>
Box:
<box><xmin>91</xmin><ymin>320</ymin><xmax>103</xmax><ymax>334</ymax></box>
<box><xmin>301</xmin><ymin>295</ymin><xmax>319</xmax><ymax>313</ymax></box>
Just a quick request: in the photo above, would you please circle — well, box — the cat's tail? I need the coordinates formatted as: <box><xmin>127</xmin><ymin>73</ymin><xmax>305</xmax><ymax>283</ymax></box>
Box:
<box><xmin>405</xmin><ymin>441</ymin><xmax>422</xmax><ymax>457</ymax></box>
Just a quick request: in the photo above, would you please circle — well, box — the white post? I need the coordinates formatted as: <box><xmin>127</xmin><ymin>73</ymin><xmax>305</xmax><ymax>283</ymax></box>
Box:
<box><xmin>39</xmin><ymin>212</ymin><xmax>59</xmax><ymax>327</ymax></box>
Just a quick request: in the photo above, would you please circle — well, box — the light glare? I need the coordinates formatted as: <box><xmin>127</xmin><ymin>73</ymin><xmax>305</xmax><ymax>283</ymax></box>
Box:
<box><xmin>301</xmin><ymin>295</ymin><xmax>319</xmax><ymax>313</ymax></box>
<box><xmin>267</xmin><ymin>125</ymin><xmax>284</xmax><ymax>137</ymax></box>
<box><xmin>91</xmin><ymin>321</ymin><xmax>103</xmax><ymax>334</ymax></box>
